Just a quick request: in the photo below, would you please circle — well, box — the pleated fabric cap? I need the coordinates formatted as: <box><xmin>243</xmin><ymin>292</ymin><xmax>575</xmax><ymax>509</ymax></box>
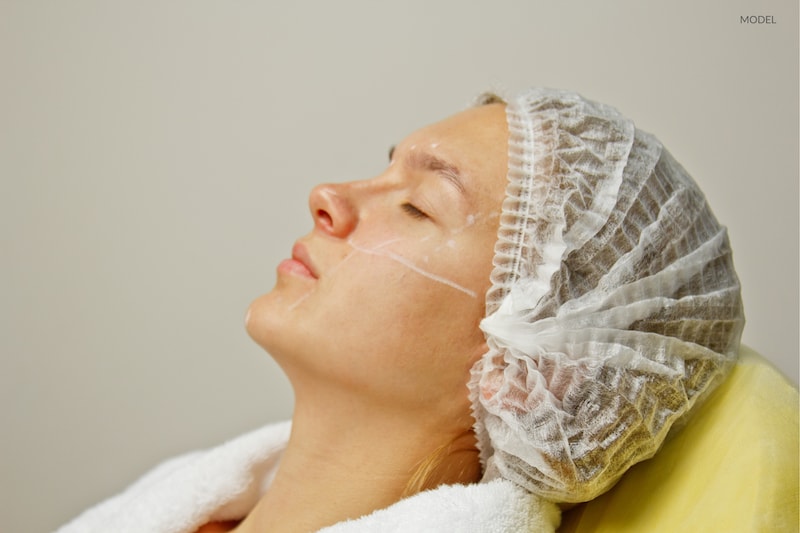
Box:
<box><xmin>469</xmin><ymin>88</ymin><xmax>745</xmax><ymax>503</ymax></box>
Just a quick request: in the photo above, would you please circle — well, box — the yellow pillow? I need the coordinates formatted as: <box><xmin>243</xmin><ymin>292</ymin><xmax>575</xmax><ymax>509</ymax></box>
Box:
<box><xmin>559</xmin><ymin>345</ymin><xmax>799</xmax><ymax>532</ymax></box>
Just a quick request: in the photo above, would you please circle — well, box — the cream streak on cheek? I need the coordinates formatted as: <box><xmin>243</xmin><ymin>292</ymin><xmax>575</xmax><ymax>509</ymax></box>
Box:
<box><xmin>287</xmin><ymin>239</ymin><xmax>399</xmax><ymax>311</ymax></box>
<box><xmin>449</xmin><ymin>212</ymin><xmax>492</xmax><ymax>235</ymax></box>
<box><xmin>286</xmin><ymin>236</ymin><xmax>478</xmax><ymax>311</ymax></box>
<box><xmin>346</xmin><ymin>238</ymin><xmax>478</xmax><ymax>299</ymax></box>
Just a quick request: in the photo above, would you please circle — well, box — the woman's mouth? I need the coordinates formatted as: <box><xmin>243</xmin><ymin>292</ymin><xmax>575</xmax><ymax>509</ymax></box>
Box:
<box><xmin>277</xmin><ymin>243</ymin><xmax>317</xmax><ymax>279</ymax></box>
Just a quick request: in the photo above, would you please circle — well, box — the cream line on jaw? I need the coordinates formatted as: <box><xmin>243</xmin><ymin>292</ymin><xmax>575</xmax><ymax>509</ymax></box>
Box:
<box><xmin>346</xmin><ymin>238</ymin><xmax>478</xmax><ymax>299</ymax></box>
<box><xmin>287</xmin><ymin>290</ymin><xmax>312</xmax><ymax>311</ymax></box>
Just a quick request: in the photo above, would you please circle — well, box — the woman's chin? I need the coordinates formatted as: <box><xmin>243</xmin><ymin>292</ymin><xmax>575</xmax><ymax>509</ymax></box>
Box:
<box><xmin>244</xmin><ymin>292</ymin><xmax>286</xmax><ymax>349</ymax></box>
<box><xmin>245</xmin><ymin>288</ymin><xmax>314</xmax><ymax>357</ymax></box>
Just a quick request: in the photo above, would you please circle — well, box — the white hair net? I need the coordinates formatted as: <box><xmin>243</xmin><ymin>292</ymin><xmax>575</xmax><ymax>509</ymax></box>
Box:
<box><xmin>469</xmin><ymin>88</ymin><xmax>745</xmax><ymax>503</ymax></box>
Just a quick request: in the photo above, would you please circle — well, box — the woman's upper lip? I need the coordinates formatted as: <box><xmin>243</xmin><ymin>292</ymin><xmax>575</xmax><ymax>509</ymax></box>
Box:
<box><xmin>292</xmin><ymin>242</ymin><xmax>318</xmax><ymax>278</ymax></box>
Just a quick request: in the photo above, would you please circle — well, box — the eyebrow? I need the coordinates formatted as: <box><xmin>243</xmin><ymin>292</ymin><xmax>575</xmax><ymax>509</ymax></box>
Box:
<box><xmin>389</xmin><ymin>145</ymin><xmax>468</xmax><ymax>199</ymax></box>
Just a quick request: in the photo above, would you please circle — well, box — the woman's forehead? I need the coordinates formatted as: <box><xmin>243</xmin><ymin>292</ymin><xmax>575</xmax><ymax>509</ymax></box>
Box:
<box><xmin>399</xmin><ymin>103</ymin><xmax>507</xmax><ymax>150</ymax></box>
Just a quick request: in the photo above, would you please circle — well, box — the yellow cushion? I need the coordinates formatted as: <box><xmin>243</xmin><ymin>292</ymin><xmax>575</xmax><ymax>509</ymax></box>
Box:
<box><xmin>559</xmin><ymin>345</ymin><xmax>799</xmax><ymax>532</ymax></box>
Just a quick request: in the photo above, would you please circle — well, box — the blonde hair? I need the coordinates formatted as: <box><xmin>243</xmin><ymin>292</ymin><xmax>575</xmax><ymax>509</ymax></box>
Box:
<box><xmin>476</xmin><ymin>92</ymin><xmax>506</xmax><ymax>106</ymax></box>
<box><xmin>401</xmin><ymin>433</ymin><xmax>482</xmax><ymax>498</ymax></box>
<box><xmin>401</xmin><ymin>443</ymin><xmax>452</xmax><ymax>497</ymax></box>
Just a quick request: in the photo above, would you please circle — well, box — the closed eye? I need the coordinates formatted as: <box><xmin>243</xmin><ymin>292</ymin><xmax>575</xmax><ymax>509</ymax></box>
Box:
<box><xmin>401</xmin><ymin>202</ymin><xmax>430</xmax><ymax>220</ymax></box>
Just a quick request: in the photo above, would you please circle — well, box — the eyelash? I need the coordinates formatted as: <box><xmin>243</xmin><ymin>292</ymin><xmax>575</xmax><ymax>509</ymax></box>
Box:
<box><xmin>401</xmin><ymin>202</ymin><xmax>430</xmax><ymax>220</ymax></box>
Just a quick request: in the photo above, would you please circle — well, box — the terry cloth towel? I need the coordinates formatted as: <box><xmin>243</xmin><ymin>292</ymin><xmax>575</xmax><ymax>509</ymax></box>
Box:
<box><xmin>56</xmin><ymin>421</ymin><xmax>559</xmax><ymax>533</ymax></box>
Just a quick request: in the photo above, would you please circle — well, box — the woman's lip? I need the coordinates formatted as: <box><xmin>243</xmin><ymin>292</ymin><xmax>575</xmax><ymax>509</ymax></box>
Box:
<box><xmin>277</xmin><ymin>258</ymin><xmax>315</xmax><ymax>279</ymax></box>
<box><xmin>283</xmin><ymin>242</ymin><xmax>318</xmax><ymax>279</ymax></box>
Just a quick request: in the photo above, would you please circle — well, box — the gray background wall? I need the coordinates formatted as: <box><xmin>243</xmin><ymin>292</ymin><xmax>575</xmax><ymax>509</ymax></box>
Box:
<box><xmin>2</xmin><ymin>2</ymin><xmax>797</xmax><ymax>531</ymax></box>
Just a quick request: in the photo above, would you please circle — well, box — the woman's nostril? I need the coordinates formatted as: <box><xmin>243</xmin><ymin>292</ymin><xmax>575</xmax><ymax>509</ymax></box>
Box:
<box><xmin>309</xmin><ymin>183</ymin><xmax>356</xmax><ymax>237</ymax></box>
<box><xmin>317</xmin><ymin>209</ymin><xmax>333</xmax><ymax>229</ymax></box>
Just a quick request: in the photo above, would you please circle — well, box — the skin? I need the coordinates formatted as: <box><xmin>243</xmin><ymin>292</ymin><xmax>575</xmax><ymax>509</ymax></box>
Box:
<box><xmin>205</xmin><ymin>103</ymin><xmax>509</xmax><ymax>533</ymax></box>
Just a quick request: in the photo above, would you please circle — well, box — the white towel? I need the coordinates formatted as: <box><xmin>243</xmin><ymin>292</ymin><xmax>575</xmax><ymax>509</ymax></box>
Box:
<box><xmin>56</xmin><ymin>421</ymin><xmax>559</xmax><ymax>533</ymax></box>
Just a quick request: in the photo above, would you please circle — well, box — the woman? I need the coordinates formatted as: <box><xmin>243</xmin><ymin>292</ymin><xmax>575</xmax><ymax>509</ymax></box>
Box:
<box><xmin>58</xmin><ymin>88</ymin><xmax>744</xmax><ymax>532</ymax></box>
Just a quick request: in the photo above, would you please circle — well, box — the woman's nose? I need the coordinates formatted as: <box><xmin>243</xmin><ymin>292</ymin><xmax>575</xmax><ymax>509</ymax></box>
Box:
<box><xmin>308</xmin><ymin>183</ymin><xmax>358</xmax><ymax>237</ymax></box>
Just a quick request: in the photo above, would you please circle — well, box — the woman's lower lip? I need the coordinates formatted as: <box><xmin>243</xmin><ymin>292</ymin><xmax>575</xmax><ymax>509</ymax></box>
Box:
<box><xmin>278</xmin><ymin>258</ymin><xmax>315</xmax><ymax>279</ymax></box>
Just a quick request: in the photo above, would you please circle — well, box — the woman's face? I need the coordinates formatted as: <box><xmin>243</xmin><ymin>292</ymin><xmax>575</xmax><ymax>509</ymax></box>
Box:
<box><xmin>246</xmin><ymin>103</ymin><xmax>508</xmax><ymax>418</ymax></box>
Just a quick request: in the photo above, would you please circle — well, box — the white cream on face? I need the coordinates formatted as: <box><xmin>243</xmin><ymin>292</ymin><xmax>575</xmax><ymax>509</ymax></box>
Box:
<box><xmin>346</xmin><ymin>237</ymin><xmax>478</xmax><ymax>299</ymax></box>
<box><xmin>287</xmin><ymin>290</ymin><xmax>312</xmax><ymax>311</ymax></box>
<box><xmin>286</xmin><ymin>206</ymin><xmax>500</xmax><ymax>311</ymax></box>
<box><xmin>449</xmin><ymin>213</ymin><xmax>483</xmax><ymax>235</ymax></box>
<box><xmin>287</xmin><ymin>239</ymin><xmax>403</xmax><ymax>311</ymax></box>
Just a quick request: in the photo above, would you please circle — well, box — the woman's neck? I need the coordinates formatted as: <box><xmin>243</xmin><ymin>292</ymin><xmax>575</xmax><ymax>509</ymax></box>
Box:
<box><xmin>235</xmin><ymin>387</ymin><xmax>480</xmax><ymax>533</ymax></box>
